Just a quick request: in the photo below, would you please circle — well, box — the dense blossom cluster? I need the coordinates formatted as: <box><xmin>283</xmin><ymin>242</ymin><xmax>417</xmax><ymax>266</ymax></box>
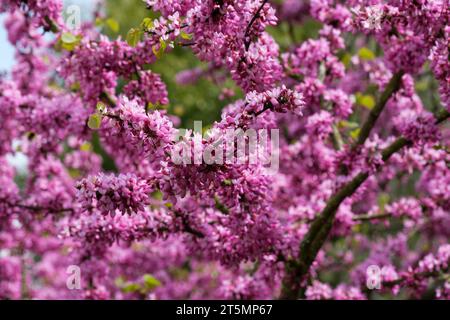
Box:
<box><xmin>76</xmin><ymin>173</ymin><xmax>153</xmax><ymax>217</ymax></box>
<box><xmin>0</xmin><ymin>0</ymin><xmax>449</xmax><ymax>300</ymax></box>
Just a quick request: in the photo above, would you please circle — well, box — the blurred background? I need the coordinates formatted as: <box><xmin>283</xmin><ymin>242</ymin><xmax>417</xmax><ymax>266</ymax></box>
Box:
<box><xmin>0</xmin><ymin>0</ymin><xmax>442</xmax><ymax>129</ymax></box>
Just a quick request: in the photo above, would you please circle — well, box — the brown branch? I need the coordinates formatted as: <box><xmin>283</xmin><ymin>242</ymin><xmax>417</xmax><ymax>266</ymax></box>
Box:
<box><xmin>382</xmin><ymin>264</ymin><xmax>449</xmax><ymax>288</ymax></box>
<box><xmin>352</xmin><ymin>212</ymin><xmax>391</xmax><ymax>222</ymax></box>
<box><xmin>279</xmin><ymin>109</ymin><xmax>450</xmax><ymax>300</ymax></box>
<box><xmin>1</xmin><ymin>199</ymin><xmax>74</xmax><ymax>214</ymax></box>
<box><xmin>352</xmin><ymin>71</ymin><xmax>404</xmax><ymax>150</ymax></box>
<box><xmin>244</xmin><ymin>0</ymin><xmax>269</xmax><ymax>50</ymax></box>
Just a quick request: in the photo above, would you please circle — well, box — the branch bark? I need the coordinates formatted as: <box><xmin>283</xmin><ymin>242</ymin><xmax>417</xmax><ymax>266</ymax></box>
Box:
<box><xmin>352</xmin><ymin>71</ymin><xmax>404</xmax><ymax>150</ymax></box>
<box><xmin>244</xmin><ymin>0</ymin><xmax>269</xmax><ymax>50</ymax></box>
<box><xmin>280</xmin><ymin>105</ymin><xmax>449</xmax><ymax>299</ymax></box>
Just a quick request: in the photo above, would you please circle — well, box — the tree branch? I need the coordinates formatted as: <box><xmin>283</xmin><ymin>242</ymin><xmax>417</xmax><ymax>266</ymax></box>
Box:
<box><xmin>279</xmin><ymin>108</ymin><xmax>450</xmax><ymax>299</ymax></box>
<box><xmin>244</xmin><ymin>0</ymin><xmax>269</xmax><ymax>50</ymax></box>
<box><xmin>1</xmin><ymin>199</ymin><xmax>74</xmax><ymax>214</ymax></box>
<box><xmin>352</xmin><ymin>212</ymin><xmax>391</xmax><ymax>222</ymax></box>
<box><xmin>352</xmin><ymin>71</ymin><xmax>404</xmax><ymax>150</ymax></box>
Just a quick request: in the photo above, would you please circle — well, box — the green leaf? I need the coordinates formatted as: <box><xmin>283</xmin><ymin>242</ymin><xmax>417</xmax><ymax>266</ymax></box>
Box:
<box><xmin>141</xmin><ymin>18</ymin><xmax>154</xmax><ymax>30</ymax></box>
<box><xmin>222</xmin><ymin>179</ymin><xmax>233</xmax><ymax>186</ymax></box>
<box><xmin>152</xmin><ymin>38</ymin><xmax>166</xmax><ymax>59</ymax></box>
<box><xmin>61</xmin><ymin>32</ymin><xmax>78</xmax><ymax>44</ymax></box>
<box><xmin>80</xmin><ymin>142</ymin><xmax>92</xmax><ymax>152</ymax></box>
<box><xmin>95</xmin><ymin>17</ymin><xmax>104</xmax><ymax>27</ymax></box>
<box><xmin>356</xmin><ymin>93</ymin><xmax>376</xmax><ymax>110</ymax></box>
<box><xmin>180</xmin><ymin>31</ymin><xmax>192</xmax><ymax>40</ymax></box>
<box><xmin>151</xmin><ymin>190</ymin><xmax>163</xmax><ymax>200</ymax></box>
<box><xmin>214</xmin><ymin>195</ymin><xmax>229</xmax><ymax>215</ymax></box>
<box><xmin>350</xmin><ymin>128</ymin><xmax>361</xmax><ymax>140</ymax></box>
<box><xmin>159</xmin><ymin>38</ymin><xmax>167</xmax><ymax>54</ymax></box>
<box><xmin>358</xmin><ymin>47</ymin><xmax>375</xmax><ymax>60</ymax></box>
<box><xmin>88</xmin><ymin>113</ymin><xmax>102</xmax><ymax>130</ymax></box>
<box><xmin>143</xmin><ymin>274</ymin><xmax>161</xmax><ymax>290</ymax></box>
<box><xmin>68</xmin><ymin>168</ymin><xmax>81</xmax><ymax>179</ymax></box>
<box><xmin>60</xmin><ymin>32</ymin><xmax>81</xmax><ymax>51</ymax></box>
<box><xmin>341</xmin><ymin>53</ymin><xmax>352</xmax><ymax>68</ymax></box>
<box><xmin>106</xmin><ymin>18</ymin><xmax>119</xmax><ymax>33</ymax></box>
<box><xmin>70</xmin><ymin>82</ymin><xmax>80</xmax><ymax>92</ymax></box>
<box><xmin>126</xmin><ymin>28</ymin><xmax>141</xmax><ymax>47</ymax></box>
<box><xmin>146</xmin><ymin>102</ymin><xmax>155</xmax><ymax>111</ymax></box>
<box><xmin>122</xmin><ymin>283</ymin><xmax>141</xmax><ymax>293</ymax></box>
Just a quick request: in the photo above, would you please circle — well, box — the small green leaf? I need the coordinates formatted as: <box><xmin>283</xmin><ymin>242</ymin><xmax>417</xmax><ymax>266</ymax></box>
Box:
<box><xmin>350</xmin><ymin>128</ymin><xmax>361</xmax><ymax>140</ymax></box>
<box><xmin>70</xmin><ymin>82</ymin><xmax>80</xmax><ymax>92</ymax></box>
<box><xmin>180</xmin><ymin>31</ymin><xmax>192</xmax><ymax>40</ymax></box>
<box><xmin>356</xmin><ymin>93</ymin><xmax>376</xmax><ymax>110</ymax></box>
<box><xmin>146</xmin><ymin>102</ymin><xmax>155</xmax><ymax>111</ymax></box>
<box><xmin>341</xmin><ymin>53</ymin><xmax>352</xmax><ymax>68</ymax></box>
<box><xmin>106</xmin><ymin>18</ymin><xmax>119</xmax><ymax>33</ymax></box>
<box><xmin>61</xmin><ymin>32</ymin><xmax>78</xmax><ymax>44</ymax></box>
<box><xmin>126</xmin><ymin>28</ymin><xmax>141</xmax><ymax>47</ymax></box>
<box><xmin>214</xmin><ymin>195</ymin><xmax>229</xmax><ymax>215</ymax></box>
<box><xmin>358</xmin><ymin>47</ymin><xmax>375</xmax><ymax>60</ymax></box>
<box><xmin>88</xmin><ymin>113</ymin><xmax>102</xmax><ymax>130</ymax></box>
<box><xmin>95</xmin><ymin>17</ymin><xmax>104</xmax><ymax>27</ymax></box>
<box><xmin>122</xmin><ymin>283</ymin><xmax>141</xmax><ymax>293</ymax></box>
<box><xmin>80</xmin><ymin>142</ymin><xmax>92</xmax><ymax>152</ymax></box>
<box><xmin>60</xmin><ymin>32</ymin><xmax>81</xmax><ymax>51</ymax></box>
<box><xmin>160</xmin><ymin>39</ymin><xmax>167</xmax><ymax>51</ymax></box>
<box><xmin>143</xmin><ymin>274</ymin><xmax>161</xmax><ymax>290</ymax></box>
<box><xmin>152</xmin><ymin>46</ymin><xmax>160</xmax><ymax>58</ymax></box>
<box><xmin>222</xmin><ymin>179</ymin><xmax>233</xmax><ymax>186</ymax></box>
<box><xmin>165</xmin><ymin>202</ymin><xmax>173</xmax><ymax>208</ymax></box>
<box><xmin>61</xmin><ymin>42</ymin><xmax>76</xmax><ymax>51</ymax></box>
<box><xmin>68</xmin><ymin>168</ymin><xmax>81</xmax><ymax>179</ymax></box>
<box><xmin>152</xmin><ymin>38</ymin><xmax>166</xmax><ymax>59</ymax></box>
<box><xmin>151</xmin><ymin>190</ymin><xmax>163</xmax><ymax>200</ymax></box>
<box><xmin>141</xmin><ymin>18</ymin><xmax>154</xmax><ymax>31</ymax></box>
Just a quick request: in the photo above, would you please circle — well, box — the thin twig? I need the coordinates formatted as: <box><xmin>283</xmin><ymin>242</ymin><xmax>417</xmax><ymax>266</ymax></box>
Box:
<box><xmin>352</xmin><ymin>212</ymin><xmax>391</xmax><ymax>221</ymax></box>
<box><xmin>244</xmin><ymin>0</ymin><xmax>269</xmax><ymax>50</ymax></box>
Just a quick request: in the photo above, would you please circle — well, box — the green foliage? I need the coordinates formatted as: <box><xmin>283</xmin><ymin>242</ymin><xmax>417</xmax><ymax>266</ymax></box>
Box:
<box><xmin>126</xmin><ymin>28</ymin><xmax>141</xmax><ymax>47</ymax></box>
<box><xmin>355</xmin><ymin>93</ymin><xmax>376</xmax><ymax>110</ymax></box>
<box><xmin>358</xmin><ymin>47</ymin><xmax>376</xmax><ymax>60</ymax></box>
<box><xmin>59</xmin><ymin>32</ymin><xmax>82</xmax><ymax>51</ymax></box>
<box><xmin>115</xmin><ymin>274</ymin><xmax>161</xmax><ymax>295</ymax></box>
<box><xmin>106</xmin><ymin>18</ymin><xmax>120</xmax><ymax>33</ymax></box>
<box><xmin>143</xmin><ymin>274</ymin><xmax>162</xmax><ymax>290</ymax></box>
<box><xmin>87</xmin><ymin>113</ymin><xmax>102</xmax><ymax>130</ymax></box>
<box><xmin>152</xmin><ymin>38</ymin><xmax>167</xmax><ymax>59</ymax></box>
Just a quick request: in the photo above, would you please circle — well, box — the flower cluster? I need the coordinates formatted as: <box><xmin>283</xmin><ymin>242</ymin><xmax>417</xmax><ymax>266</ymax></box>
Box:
<box><xmin>76</xmin><ymin>174</ymin><xmax>153</xmax><ymax>217</ymax></box>
<box><xmin>102</xmin><ymin>98</ymin><xmax>175</xmax><ymax>165</ymax></box>
<box><xmin>0</xmin><ymin>0</ymin><xmax>449</xmax><ymax>301</ymax></box>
